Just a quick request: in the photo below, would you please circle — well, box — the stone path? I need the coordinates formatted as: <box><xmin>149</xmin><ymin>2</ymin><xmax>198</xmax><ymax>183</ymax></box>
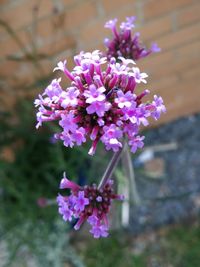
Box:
<box><xmin>130</xmin><ymin>113</ymin><xmax>200</xmax><ymax>233</ymax></box>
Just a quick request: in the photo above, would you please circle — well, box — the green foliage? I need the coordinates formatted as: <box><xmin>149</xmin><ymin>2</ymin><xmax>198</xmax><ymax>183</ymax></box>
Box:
<box><xmin>0</xmin><ymin>99</ymin><xmax>108</xmax><ymax>226</ymax></box>
<box><xmin>81</xmin><ymin>232</ymin><xmax>145</xmax><ymax>267</ymax></box>
<box><xmin>81</xmin><ymin>222</ymin><xmax>200</xmax><ymax>267</ymax></box>
<box><xmin>1</xmin><ymin>219</ymin><xmax>87</xmax><ymax>267</ymax></box>
<box><xmin>1</xmin><ymin>101</ymin><xmax>76</xmax><ymax>227</ymax></box>
<box><xmin>166</xmin><ymin>224</ymin><xmax>200</xmax><ymax>267</ymax></box>
<box><xmin>0</xmin><ymin>99</ymin><xmax>107</xmax><ymax>266</ymax></box>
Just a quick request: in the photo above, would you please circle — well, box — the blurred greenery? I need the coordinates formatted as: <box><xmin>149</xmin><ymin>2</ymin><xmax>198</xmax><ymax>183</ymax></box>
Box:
<box><xmin>1</xmin><ymin>87</ymin><xmax>199</xmax><ymax>267</ymax></box>
<box><xmin>81</xmin><ymin>232</ymin><xmax>145</xmax><ymax>267</ymax></box>
<box><xmin>1</xmin><ymin>7</ymin><xmax>199</xmax><ymax>267</ymax></box>
<box><xmin>0</xmin><ymin>98</ymin><xmax>109</xmax><ymax>266</ymax></box>
<box><xmin>1</xmin><ymin>91</ymin><xmax>199</xmax><ymax>267</ymax></box>
<box><xmin>81</xmin><ymin>221</ymin><xmax>200</xmax><ymax>267</ymax></box>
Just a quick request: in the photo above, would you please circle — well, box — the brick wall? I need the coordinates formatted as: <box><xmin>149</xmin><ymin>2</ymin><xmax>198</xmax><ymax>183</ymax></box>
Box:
<box><xmin>0</xmin><ymin>0</ymin><xmax>200</xmax><ymax>125</ymax></box>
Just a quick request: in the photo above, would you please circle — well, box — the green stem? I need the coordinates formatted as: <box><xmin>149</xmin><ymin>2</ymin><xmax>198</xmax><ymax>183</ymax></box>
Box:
<box><xmin>122</xmin><ymin>142</ymin><xmax>140</xmax><ymax>205</ymax></box>
<box><xmin>98</xmin><ymin>146</ymin><xmax>124</xmax><ymax>189</ymax></box>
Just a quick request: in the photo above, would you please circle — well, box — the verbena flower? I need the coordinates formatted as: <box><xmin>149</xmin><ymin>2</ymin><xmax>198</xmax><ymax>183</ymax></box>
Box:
<box><xmin>34</xmin><ymin>51</ymin><xmax>165</xmax><ymax>155</ymax></box>
<box><xmin>104</xmin><ymin>17</ymin><xmax>161</xmax><ymax>61</ymax></box>
<box><xmin>34</xmin><ymin>16</ymin><xmax>166</xmax><ymax>239</ymax></box>
<box><xmin>57</xmin><ymin>173</ymin><xmax>124</xmax><ymax>238</ymax></box>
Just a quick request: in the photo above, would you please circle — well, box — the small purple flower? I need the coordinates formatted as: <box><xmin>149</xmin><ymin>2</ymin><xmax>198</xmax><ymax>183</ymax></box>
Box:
<box><xmin>97</xmin><ymin>118</ymin><xmax>105</xmax><ymax>127</ymax></box>
<box><xmin>101</xmin><ymin>124</ymin><xmax>123</xmax><ymax>152</ymax></box>
<box><xmin>118</xmin><ymin>57</ymin><xmax>136</xmax><ymax>66</ymax></box>
<box><xmin>102</xmin><ymin>124</ymin><xmax>123</xmax><ymax>140</ymax></box>
<box><xmin>71</xmin><ymin>127</ymin><xmax>86</xmax><ymax>146</ymax></box>
<box><xmin>59</xmin><ymin>173</ymin><xmax>80</xmax><ymax>191</ymax></box>
<box><xmin>110</xmin><ymin>61</ymin><xmax>129</xmax><ymax>75</ymax></box>
<box><xmin>105</xmin><ymin>18</ymin><xmax>118</xmax><ymax>30</ymax></box>
<box><xmin>151</xmin><ymin>95</ymin><xmax>166</xmax><ymax>119</ymax></box>
<box><xmin>59</xmin><ymin>204</ymin><xmax>73</xmax><ymax>222</ymax></box>
<box><xmin>86</xmin><ymin>101</ymin><xmax>111</xmax><ymax>117</ymax></box>
<box><xmin>53</xmin><ymin>60</ymin><xmax>67</xmax><ymax>72</ymax></box>
<box><xmin>87</xmin><ymin>215</ymin><xmax>99</xmax><ymax>226</ymax></box>
<box><xmin>61</xmin><ymin>87</ymin><xmax>79</xmax><ymax>108</ymax></box>
<box><xmin>104</xmin><ymin>17</ymin><xmax>161</xmax><ymax>61</ymax></box>
<box><xmin>90</xmin><ymin>224</ymin><xmax>109</xmax><ymax>239</ymax></box>
<box><xmin>74</xmin><ymin>191</ymin><xmax>89</xmax><ymax>212</ymax></box>
<box><xmin>124</xmin><ymin>123</ymin><xmax>138</xmax><ymax>136</ymax></box>
<box><xmin>61</xmin><ymin>131</ymin><xmax>74</xmax><ymax>148</ymax></box>
<box><xmin>120</xmin><ymin>16</ymin><xmax>136</xmax><ymax>30</ymax></box>
<box><xmin>122</xmin><ymin>104</ymin><xmax>150</xmax><ymax>127</ymax></box>
<box><xmin>151</xmin><ymin>42</ymin><xmax>161</xmax><ymax>53</ymax></box>
<box><xmin>129</xmin><ymin>135</ymin><xmax>145</xmax><ymax>153</ymax></box>
<box><xmin>57</xmin><ymin>194</ymin><xmax>66</xmax><ymax>206</ymax></box>
<box><xmin>106</xmin><ymin>138</ymin><xmax>123</xmax><ymax>152</ymax></box>
<box><xmin>96</xmin><ymin>196</ymin><xmax>103</xmax><ymax>202</ymax></box>
<box><xmin>60</xmin><ymin>175</ymin><xmax>69</xmax><ymax>189</ymax></box>
<box><xmin>115</xmin><ymin>90</ymin><xmax>135</xmax><ymax>108</ymax></box>
<box><xmin>74</xmin><ymin>50</ymin><xmax>106</xmax><ymax>66</ymax></box>
<box><xmin>59</xmin><ymin>113</ymin><xmax>77</xmax><ymax>132</ymax></box>
<box><xmin>131</xmin><ymin>67</ymin><xmax>148</xmax><ymax>84</ymax></box>
<box><xmin>84</xmin><ymin>84</ymin><xmax>106</xmax><ymax>103</ymax></box>
<box><xmin>57</xmin><ymin>175</ymin><xmax>124</xmax><ymax>238</ymax></box>
<box><xmin>44</xmin><ymin>78</ymin><xmax>62</xmax><ymax>102</ymax></box>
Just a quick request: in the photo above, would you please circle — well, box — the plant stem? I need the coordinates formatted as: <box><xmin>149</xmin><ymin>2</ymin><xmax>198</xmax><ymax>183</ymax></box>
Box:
<box><xmin>98</xmin><ymin>146</ymin><xmax>124</xmax><ymax>189</ymax></box>
<box><xmin>122</xmin><ymin>142</ymin><xmax>140</xmax><ymax>205</ymax></box>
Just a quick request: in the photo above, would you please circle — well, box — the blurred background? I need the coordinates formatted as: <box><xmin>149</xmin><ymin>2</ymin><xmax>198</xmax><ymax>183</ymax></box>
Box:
<box><xmin>0</xmin><ymin>0</ymin><xmax>200</xmax><ymax>266</ymax></box>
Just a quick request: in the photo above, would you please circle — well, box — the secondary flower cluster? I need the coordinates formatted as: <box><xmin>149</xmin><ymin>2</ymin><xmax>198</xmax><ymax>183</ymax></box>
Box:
<box><xmin>57</xmin><ymin>173</ymin><xmax>124</xmax><ymax>238</ymax></box>
<box><xmin>34</xmin><ymin>50</ymin><xmax>166</xmax><ymax>155</ymax></box>
<box><xmin>104</xmin><ymin>17</ymin><xmax>161</xmax><ymax>61</ymax></box>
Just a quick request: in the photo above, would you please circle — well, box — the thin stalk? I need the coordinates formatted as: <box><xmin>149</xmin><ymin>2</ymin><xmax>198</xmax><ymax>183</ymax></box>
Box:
<box><xmin>98</xmin><ymin>146</ymin><xmax>124</xmax><ymax>189</ymax></box>
<box><xmin>122</xmin><ymin>142</ymin><xmax>140</xmax><ymax>205</ymax></box>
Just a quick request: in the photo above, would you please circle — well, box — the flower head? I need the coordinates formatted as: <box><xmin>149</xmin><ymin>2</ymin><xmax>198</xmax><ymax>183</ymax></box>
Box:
<box><xmin>35</xmin><ymin>51</ymin><xmax>165</xmax><ymax>155</ymax></box>
<box><xmin>90</xmin><ymin>223</ymin><xmax>109</xmax><ymax>238</ymax></box>
<box><xmin>151</xmin><ymin>95</ymin><xmax>166</xmax><ymax>120</ymax></box>
<box><xmin>120</xmin><ymin>16</ymin><xmax>136</xmax><ymax>30</ymax></box>
<box><xmin>105</xmin><ymin>18</ymin><xmax>118</xmax><ymax>31</ymax></box>
<box><xmin>34</xmin><ymin>15</ymin><xmax>166</xmax><ymax>241</ymax></box>
<box><xmin>57</xmin><ymin>173</ymin><xmax>124</xmax><ymax>238</ymax></box>
<box><xmin>104</xmin><ymin>17</ymin><xmax>160</xmax><ymax>61</ymax></box>
<box><xmin>74</xmin><ymin>191</ymin><xmax>89</xmax><ymax>212</ymax></box>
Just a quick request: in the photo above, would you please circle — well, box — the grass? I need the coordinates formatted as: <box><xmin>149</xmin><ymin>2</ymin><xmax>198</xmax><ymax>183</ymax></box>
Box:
<box><xmin>80</xmin><ymin>220</ymin><xmax>200</xmax><ymax>267</ymax></box>
<box><xmin>81</xmin><ymin>234</ymin><xmax>145</xmax><ymax>267</ymax></box>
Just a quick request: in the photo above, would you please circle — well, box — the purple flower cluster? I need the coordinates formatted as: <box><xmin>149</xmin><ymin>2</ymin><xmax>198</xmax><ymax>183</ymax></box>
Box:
<box><xmin>57</xmin><ymin>173</ymin><xmax>124</xmax><ymax>238</ymax></box>
<box><xmin>34</xmin><ymin>50</ymin><xmax>165</xmax><ymax>155</ymax></box>
<box><xmin>104</xmin><ymin>17</ymin><xmax>161</xmax><ymax>61</ymax></box>
<box><xmin>34</xmin><ymin>16</ymin><xmax>166</xmax><ymax>239</ymax></box>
